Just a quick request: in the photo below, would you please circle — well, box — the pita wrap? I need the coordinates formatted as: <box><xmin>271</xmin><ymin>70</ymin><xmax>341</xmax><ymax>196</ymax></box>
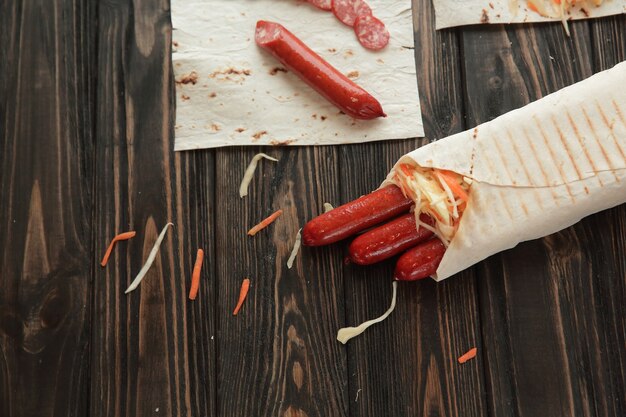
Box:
<box><xmin>384</xmin><ymin>61</ymin><xmax>626</xmax><ymax>281</ymax></box>
<box><xmin>433</xmin><ymin>0</ymin><xmax>625</xmax><ymax>30</ymax></box>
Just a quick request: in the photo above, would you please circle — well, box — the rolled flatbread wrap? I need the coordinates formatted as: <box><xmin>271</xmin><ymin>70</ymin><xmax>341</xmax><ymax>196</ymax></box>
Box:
<box><xmin>384</xmin><ymin>61</ymin><xmax>626</xmax><ymax>281</ymax></box>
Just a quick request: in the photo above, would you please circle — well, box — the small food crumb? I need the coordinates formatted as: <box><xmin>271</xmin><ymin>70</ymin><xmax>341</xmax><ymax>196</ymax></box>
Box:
<box><xmin>328</xmin><ymin>48</ymin><xmax>337</xmax><ymax>53</ymax></box>
<box><xmin>270</xmin><ymin>67</ymin><xmax>288</xmax><ymax>75</ymax></box>
<box><xmin>252</xmin><ymin>130</ymin><xmax>268</xmax><ymax>140</ymax></box>
<box><xmin>181</xmin><ymin>94</ymin><xmax>190</xmax><ymax>101</ymax></box>
<box><xmin>209</xmin><ymin>68</ymin><xmax>252</xmax><ymax>83</ymax></box>
<box><xmin>321</xmin><ymin>115</ymin><xmax>327</xmax><ymax>121</ymax></box>
<box><xmin>270</xmin><ymin>139</ymin><xmax>295</xmax><ymax>146</ymax></box>
<box><xmin>209</xmin><ymin>92</ymin><xmax>217</xmax><ymax>98</ymax></box>
<box><xmin>176</xmin><ymin>71</ymin><xmax>198</xmax><ymax>85</ymax></box>
<box><xmin>480</xmin><ymin>9</ymin><xmax>489</xmax><ymax>23</ymax></box>
<box><xmin>235</xmin><ymin>128</ymin><xmax>246</xmax><ymax>133</ymax></box>
<box><xmin>346</xmin><ymin>71</ymin><xmax>359</xmax><ymax>79</ymax></box>
<box><xmin>210</xmin><ymin>124</ymin><xmax>221</xmax><ymax>132</ymax></box>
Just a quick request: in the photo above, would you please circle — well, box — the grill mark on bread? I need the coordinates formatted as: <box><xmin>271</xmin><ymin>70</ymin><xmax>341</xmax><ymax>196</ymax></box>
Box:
<box><xmin>493</xmin><ymin>133</ymin><xmax>516</xmax><ymax>184</ymax></box>
<box><xmin>523</xmin><ymin>127</ymin><xmax>561</xmax><ymax>206</ymax></box>
<box><xmin>494</xmin><ymin>133</ymin><xmax>529</xmax><ymax>215</ymax></box>
<box><xmin>480</xmin><ymin>144</ymin><xmax>514</xmax><ymax>220</ymax></box>
<box><xmin>552</xmin><ymin>110</ymin><xmax>604</xmax><ymax>188</ymax></box>
<box><xmin>581</xmin><ymin>107</ymin><xmax>619</xmax><ymax>183</ymax></box>
<box><xmin>597</xmin><ymin>100</ymin><xmax>626</xmax><ymax>163</ymax></box>
<box><xmin>533</xmin><ymin>117</ymin><xmax>576</xmax><ymax>204</ymax></box>
<box><xmin>612</xmin><ymin>99</ymin><xmax>626</xmax><ymax>128</ymax></box>
<box><xmin>553</xmin><ymin>113</ymin><xmax>593</xmax><ymax>192</ymax></box>
<box><xmin>500</xmin><ymin>189</ymin><xmax>515</xmax><ymax>220</ymax></box>
<box><xmin>508</xmin><ymin>130</ymin><xmax>544</xmax><ymax>210</ymax></box>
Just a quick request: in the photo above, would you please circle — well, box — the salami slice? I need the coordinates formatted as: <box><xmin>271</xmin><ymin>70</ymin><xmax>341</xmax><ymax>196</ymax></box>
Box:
<box><xmin>354</xmin><ymin>14</ymin><xmax>390</xmax><ymax>50</ymax></box>
<box><xmin>332</xmin><ymin>0</ymin><xmax>372</xmax><ymax>27</ymax></box>
<box><xmin>307</xmin><ymin>0</ymin><xmax>332</xmax><ymax>11</ymax></box>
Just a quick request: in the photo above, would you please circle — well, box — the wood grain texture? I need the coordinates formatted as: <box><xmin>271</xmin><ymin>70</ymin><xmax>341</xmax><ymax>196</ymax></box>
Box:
<box><xmin>90</xmin><ymin>0</ymin><xmax>214</xmax><ymax>416</ymax></box>
<box><xmin>215</xmin><ymin>146</ymin><xmax>348</xmax><ymax>417</ymax></box>
<box><xmin>0</xmin><ymin>0</ymin><xmax>95</xmax><ymax>416</ymax></box>
<box><xmin>462</xmin><ymin>18</ymin><xmax>626</xmax><ymax>417</ymax></box>
<box><xmin>582</xmin><ymin>14</ymin><xmax>626</xmax><ymax>417</ymax></box>
<box><xmin>1</xmin><ymin>0</ymin><xmax>624</xmax><ymax>415</ymax></box>
<box><xmin>339</xmin><ymin>1</ymin><xmax>485</xmax><ymax>416</ymax></box>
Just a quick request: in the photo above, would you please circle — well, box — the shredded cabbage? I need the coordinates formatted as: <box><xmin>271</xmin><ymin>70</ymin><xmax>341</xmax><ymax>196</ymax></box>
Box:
<box><xmin>125</xmin><ymin>223</ymin><xmax>173</xmax><ymax>294</ymax></box>
<box><xmin>337</xmin><ymin>281</ymin><xmax>397</xmax><ymax>344</ymax></box>
<box><xmin>525</xmin><ymin>0</ymin><xmax>604</xmax><ymax>36</ymax></box>
<box><xmin>239</xmin><ymin>153</ymin><xmax>279</xmax><ymax>198</ymax></box>
<box><xmin>391</xmin><ymin>164</ymin><xmax>471</xmax><ymax>245</ymax></box>
<box><xmin>287</xmin><ymin>228</ymin><xmax>302</xmax><ymax>269</ymax></box>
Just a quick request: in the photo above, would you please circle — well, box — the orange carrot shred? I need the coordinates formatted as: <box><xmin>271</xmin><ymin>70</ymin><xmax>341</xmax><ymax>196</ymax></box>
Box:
<box><xmin>188</xmin><ymin>249</ymin><xmax>204</xmax><ymax>301</ymax></box>
<box><xmin>247</xmin><ymin>209</ymin><xmax>283</xmax><ymax>236</ymax></box>
<box><xmin>458</xmin><ymin>347</ymin><xmax>478</xmax><ymax>364</ymax></box>
<box><xmin>527</xmin><ymin>1</ymin><xmax>539</xmax><ymax>13</ymax></box>
<box><xmin>233</xmin><ymin>278</ymin><xmax>251</xmax><ymax>315</ymax></box>
<box><xmin>398</xmin><ymin>163</ymin><xmax>414</xmax><ymax>177</ymax></box>
<box><xmin>100</xmin><ymin>231</ymin><xmax>137</xmax><ymax>267</ymax></box>
<box><xmin>437</xmin><ymin>170</ymin><xmax>469</xmax><ymax>202</ymax></box>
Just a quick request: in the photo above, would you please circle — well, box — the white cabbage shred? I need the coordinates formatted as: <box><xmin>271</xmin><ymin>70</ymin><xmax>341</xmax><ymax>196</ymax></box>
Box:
<box><xmin>239</xmin><ymin>153</ymin><xmax>278</xmax><ymax>198</ymax></box>
<box><xmin>337</xmin><ymin>281</ymin><xmax>398</xmax><ymax>344</ymax></box>
<box><xmin>125</xmin><ymin>223</ymin><xmax>174</xmax><ymax>294</ymax></box>
<box><xmin>287</xmin><ymin>228</ymin><xmax>302</xmax><ymax>269</ymax></box>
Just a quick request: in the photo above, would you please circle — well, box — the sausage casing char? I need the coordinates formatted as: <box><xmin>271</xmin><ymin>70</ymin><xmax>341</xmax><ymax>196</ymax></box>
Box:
<box><xmin>302</xmin><ymin>186</ymin><xmax>412</xmax><ymax>246</ymax></box>
<box><xmin>255</xmin><ymin>20</ymin><xmax>386</xmax><ymax>120</ymax></box>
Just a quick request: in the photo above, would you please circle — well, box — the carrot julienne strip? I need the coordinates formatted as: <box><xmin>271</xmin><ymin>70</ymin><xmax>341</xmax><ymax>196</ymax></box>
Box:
<box><xmin>398</xmin><ymin>163</ymin><xmax>414</xmax><ymax>177</ymax></box>
<box><xmin>248</xmin><ymin>209</ymin><xmax>283</xmax><ymax>236</ymax></box>
<box><xmin>436</xmin><ymin>170</ymin><xmax>469</xmax><ymax>202</ymax></box>
<box><xmin>458</xmin><ymin>347</ymin><xmax>478</xmax><ymax>364</ymax></box>
<box><xmin>233</xmin><ymin>278</ymin><xmax>251</xmax><ymax>315</ymax></box>
<box><xmin>188</xmin><ymin>248</ymin><xmax>204</xmax><ymax>300</ymax></box>
<box><xmin>101</xmin><ymin>231</ymin><xmax>136</xmax><ymax>267</ymax></box>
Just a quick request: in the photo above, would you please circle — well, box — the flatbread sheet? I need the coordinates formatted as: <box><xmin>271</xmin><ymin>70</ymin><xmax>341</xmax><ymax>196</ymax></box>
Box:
<box><xmin>385</xmin><ymin>61</ymin><xmax>626</xmax><ymax>280</ymax></box>
<box><xmin>433</xmin><ymin>0</ymin><xmax>625</xmax><ymax>29</ymax></box>
<box><xmin>172</xmin><ymin>0</ymin><xmax>424</xmax><ymax>150</ymax></box>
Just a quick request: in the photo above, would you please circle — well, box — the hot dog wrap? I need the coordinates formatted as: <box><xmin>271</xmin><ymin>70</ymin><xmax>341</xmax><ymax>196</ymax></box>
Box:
<box><xmin>433</xmin><ymin>0</ymin><xmax>625</xmax><ymax>30</ymax></box>
<box><xmin>384</xmin><ymin>61</ymin><xmax>626</xmax><ymax>281</ymax></box>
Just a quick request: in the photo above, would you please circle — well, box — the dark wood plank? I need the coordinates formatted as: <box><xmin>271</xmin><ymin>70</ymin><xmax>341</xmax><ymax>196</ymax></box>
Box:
<box><xmin>90</xmin><ymin>0</ymin><xmax>216</xmax><ymax>416</ymax></box>
<box><xmin>461</xmin><ymin>19</ymin><xmax>625</xmax><ymax>417</ymax></box>
<box><xmin>340</xmin><ymin>1</ymin><xmax>486</xmax><ymax>416</ymax></box>
<box><xmin>581</xmin><ymin>14</ymin><xmax>626</xmax><ymax>417</ymax></box>
<box><xmin>215</xmin><ymin>146</ymin><xmax>348</xmax><ymax>417</ymax></box>
<box><xmin>0</xmin><ymin>0</ymin><xmax>95</xmax><ymax>416</ymax></box>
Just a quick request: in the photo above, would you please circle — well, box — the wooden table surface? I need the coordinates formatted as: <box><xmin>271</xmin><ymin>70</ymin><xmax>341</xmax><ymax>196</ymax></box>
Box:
<box><xmin>1</xmin><ymin>0</ymin><xmax>625</xmax><ymax>416</ymax></box>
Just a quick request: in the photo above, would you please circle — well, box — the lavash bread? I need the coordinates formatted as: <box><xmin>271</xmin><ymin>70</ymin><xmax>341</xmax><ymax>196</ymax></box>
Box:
<box><xmin>384</xmin><ymin>61</ymin><xmax>626</xmax><ymax>280</ymax></box>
